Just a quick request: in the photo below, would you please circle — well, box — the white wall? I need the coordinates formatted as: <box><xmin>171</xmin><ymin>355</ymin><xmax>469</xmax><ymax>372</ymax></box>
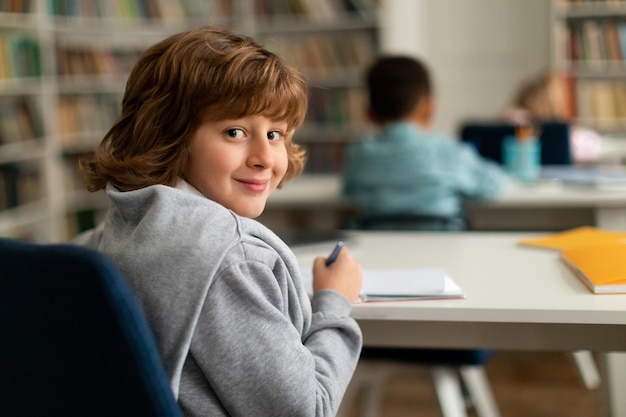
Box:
<box><xmin>380</xmin><ymin>0</ymin><xmax>552</xmax><ymax>136</ymax></box>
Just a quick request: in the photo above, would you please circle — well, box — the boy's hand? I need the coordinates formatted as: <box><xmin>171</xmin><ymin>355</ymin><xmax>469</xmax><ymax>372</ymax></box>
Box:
<box><xmin>312</xmin><ymin>245</ymin><xmax>363</xmax><ymax>303</ymax></box>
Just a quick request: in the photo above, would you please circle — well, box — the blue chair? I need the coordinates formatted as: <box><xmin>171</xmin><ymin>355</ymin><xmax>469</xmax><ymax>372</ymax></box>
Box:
<box><xmin>338</xmin><ymin>218</ymin><xmax>500</xmax><ymax>417</ymax></box>
<box><xmin>0</xmin><ymin>238</ymin><xmax>182</xmax><ymax>417</ymax></box>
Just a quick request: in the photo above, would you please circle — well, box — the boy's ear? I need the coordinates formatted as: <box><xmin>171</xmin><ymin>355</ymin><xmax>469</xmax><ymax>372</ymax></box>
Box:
<box><xmin>422</xmin><ymin>96</ymin><xmax>434</xmax><ymax>121</ymax></box>
<box><xmin>413</xmin><ymin>95</ymin><xmax>434</xmax><ymax>127</ymax></box>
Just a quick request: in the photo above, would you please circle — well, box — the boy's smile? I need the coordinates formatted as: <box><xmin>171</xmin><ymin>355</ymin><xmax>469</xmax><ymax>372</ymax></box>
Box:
<box><xmin>184</xmin><ymin>115</ymin><xmax>289</xmax><ymax>218</ymax></box>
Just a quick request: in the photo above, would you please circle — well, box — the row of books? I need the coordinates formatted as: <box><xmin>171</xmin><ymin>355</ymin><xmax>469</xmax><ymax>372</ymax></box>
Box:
<box><xmin>255</xmin><ymin>0</ymin><xmax>376</xmax><ymax>22</ymax></box>
<box><xmin>300</xmin><ymin>141</ymin><xmax>346</xmax><ymax>173</ymax></box>
<box><xmin>2</xmin><ymin>86</ymin><xmax>362</xmax><ymax>153</ymax></box>
<box><xmin>558</xmin><ymin>0</ymin><xmax>623</xmax><ymax>5</ymax></box>
<box><xmin>267</xmin><ymin>33</ymin><xmax>375</xmax><ymax>82</ymax></box>
<box><xmin>50</xmin><ymin>0</ymin><xmax>229</xmax><ymax>21</ymax></box>
<box><xmin>61</xmin><ymin>155</ymin><xmax>82</xmax><ymax>194</ymax></box>
<box><xmin>2</xmin><ymin>37</ymin><xmax>140</xmax><ymax>80</ymax></box>
<box><xmin>521</xmin><ymin>226</ymin><xmax>626</xmax><ymax>294</ymax></box>
<box><xmin>575</xmin><ymin>79</ymin><xmax>626</xmax><ymax>129</ymax></box>
<box><xmin>307</xmin><ymin>87</ymin><xmax>366</xmax><ymax>130</ymax></box>
<box><xmin>0</xmin><ymin>0</ymin><xmax>33</xmax><ymax>13</ymax></box>
<box><xmin>57</xmin><ymin>45</ymin><xmax>141</xmax><ymax>77</ymax></box>
<box><xmin>561</xmin><ymin>19</ymin><xmax>626</xmax><ymax>66</ymax></box>
<box><xmin>0</xmin><ymin>162</ymin><xmax>41</xmax><ymax>211</ymax></box>
<box><xmin>57</xmin><ymin>96</ymin><xmax>119</xmax><ymax>149</ymax></box>
<box><xmin>3</xmin><ymin>0</ymin><xmax>376</xmax><ymax>21</ymax></box>
<box><xmin>59</xmin><ymin>157</ymin><xmax>106</xmax><ymax>239</ymax></box>
<box><xmin>0</xmin><ymin>34</ymin><xmax>41</xmax><ymax>79</ymax></box>
<box><xmin>0</xmin><ymin>97</ymin><xmax>42</xmax><ymax>144</ymax></box>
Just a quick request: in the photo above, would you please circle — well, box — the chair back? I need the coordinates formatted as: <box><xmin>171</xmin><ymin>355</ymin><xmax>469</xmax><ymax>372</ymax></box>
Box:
<box><xmin>348</xmin><ymin>213</ymin><xmax>467</xmax><ymax>232</ymax></box>
<box><xmin>0</xmin><ymin>238</ymin><xmax>182</xmax><ymax>417</ymax></box>
<box><xmin>460</xmin><ymin>121</ymin><xmax>572</xmax><ymax>165</ymax></box>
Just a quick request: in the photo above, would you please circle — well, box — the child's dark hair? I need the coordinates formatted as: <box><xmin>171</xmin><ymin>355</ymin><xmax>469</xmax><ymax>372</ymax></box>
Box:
<box><xmin>80</xmin><ymin>25</ymin><xmax>308</xmax><ymax>192</ymax></box>
<box><xmin>366</xmin><ymin>56</ymin><xmax>431</xmax><ymax>124</ymax></box>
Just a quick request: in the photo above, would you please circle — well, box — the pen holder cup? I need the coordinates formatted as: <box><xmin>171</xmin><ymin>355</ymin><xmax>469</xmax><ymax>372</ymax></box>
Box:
<box><xmin>502</xmin><ymin>135</ymin><xmax>541</xmax><ymax>183</ymax></box>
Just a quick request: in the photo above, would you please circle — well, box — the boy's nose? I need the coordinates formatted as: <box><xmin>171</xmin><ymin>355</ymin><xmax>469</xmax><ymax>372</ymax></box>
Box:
<box><xmin>248</xmin><ymin>137</ymin><xmax>274</xmax><ymax>168</ymax></box>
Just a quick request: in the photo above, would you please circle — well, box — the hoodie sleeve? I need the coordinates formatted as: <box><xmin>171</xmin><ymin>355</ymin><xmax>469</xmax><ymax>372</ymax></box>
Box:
<box><xmin>182</xmin><ymin>257</ymin><xmax>362</xmax><ymax>417</ymax></box>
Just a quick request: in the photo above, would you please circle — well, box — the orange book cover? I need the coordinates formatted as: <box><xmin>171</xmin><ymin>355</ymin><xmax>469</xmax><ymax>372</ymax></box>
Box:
<box><xmin>561</xmin><ymin>243</ymin><xmax>626</xmax><ymax>294</ymax></box>
<box><xmin>519</xmin><ymin>226</ymin><xmax>626</xmax><ymax>251</ymax></box>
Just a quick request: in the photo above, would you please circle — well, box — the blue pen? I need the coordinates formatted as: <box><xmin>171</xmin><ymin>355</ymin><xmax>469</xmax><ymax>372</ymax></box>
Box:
<box><xmin>325</xmin><ymin>241</ymin><xmax>345</xmax><ymax>266</ymax></box>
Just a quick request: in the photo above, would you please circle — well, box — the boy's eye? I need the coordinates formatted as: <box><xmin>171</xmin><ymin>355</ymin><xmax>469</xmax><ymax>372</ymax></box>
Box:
<box><xmin>226</xmin><ymin>128</ymin><xmax>245</xmax><ymax>139</ymax></box>
<box><xmin>267</xmin><ymin>131</ymin><xmax>283</xmax><ymax>141</ymax></box>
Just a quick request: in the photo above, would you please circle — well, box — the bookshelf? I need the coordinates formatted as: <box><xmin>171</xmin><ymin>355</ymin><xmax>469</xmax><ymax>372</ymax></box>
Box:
<box><xmin>552</xmin><ymin>0</ymin><xmax>626</xmax><ymax>134</ymax></box>
<box><xmin>248</xmin><ymin>1</ymin><xmax>378</xmax><ymax>173</ymax></box>
<box><xmin>0</xmin><ymin>0</ymin><xmax>381</xmax><ymax>242</ymax></box>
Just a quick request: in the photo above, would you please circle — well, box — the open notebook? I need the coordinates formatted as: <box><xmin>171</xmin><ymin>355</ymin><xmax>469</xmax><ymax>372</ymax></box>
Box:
<box><xmin>300</xmin><ymin>267</ymin><xmax>466</xmax><ymax>302</ymax></box>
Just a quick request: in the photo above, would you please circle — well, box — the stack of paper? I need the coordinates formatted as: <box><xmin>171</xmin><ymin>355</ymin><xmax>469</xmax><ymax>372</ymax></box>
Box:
<box><xmin>540</xmin><ymin>166</ymin><xmax>626</xmax><ymax>189</ymax></box>
<box><xmin>300</xmin><ymin>267</ymin><xmax>466</xmax><ymax>302</ymax></box>
<box><xmin>520</xmin><ymin>226</ymin><xmax>626</xmax><ymax>294</ymax></box>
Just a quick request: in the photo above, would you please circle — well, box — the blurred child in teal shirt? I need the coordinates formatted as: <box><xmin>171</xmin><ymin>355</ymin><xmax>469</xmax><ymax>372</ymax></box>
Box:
<box><xmin>342</xmin><ymin>56</ymin><xmax>510</xmax><ymax>230</ymax></box>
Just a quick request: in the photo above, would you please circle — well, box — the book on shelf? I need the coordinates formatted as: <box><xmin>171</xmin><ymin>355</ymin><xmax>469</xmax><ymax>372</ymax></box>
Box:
<box><xmin>56</xmin><ymin>46</ymin><xmax>142</xmax><ymax>78</ymax></box>
<box><xmin>561</xmin><ymin>243</ymin><xmax>626</xmax><ymax>294</ymax></box>
<box><xmin>49</xmin><ymin>0</ymin><xmax>224</xmax><ymax>22</ymax></box>
<box><xmin>57</xmin><ymin>95</ymin><xmax>119</xmax><ymax>148</ymax></box>
<box><xmin>575</xmin><ymin>79</ymin><xmax>626</xmax><ymax>129</ymax></box>
<box><xmin>519</xmin><ymin>226</ymin><xmax>626</xmax><ymax>251</ymax></box>
<box><xmin>562</xmin><ymin>18</ymin><xmax>626</xmax><ymax>67</ymax></box>
<box><xmin>257</xmin><ymin>0</ymin><xmax>375</xmax><ymax>21</ymax></box>
<box><xmin>268</xmin><ymin>35</ymin><xmax>374</xmax><ymax>82</ymax></box>
<box><xmin>604</xmin><ymin>20</ymin><xmax>622</xmax><ymax>62</ymax></box>
<box><xmin>581</xmin><ymin>20</ymin><xmax>603</xmax><ymax>67</ymax></box>
<box><xmin>300</xmin><ymin>267</ymin><xmax>466</xmax><ymax>302</ymax></box>
<box><xmin>616</xmin><ymin>21</ymin><xmax>626</xmax><ymax>63</ymax></box>
<box><xmin>0</xmin><ymin>97</ymin><xmax>40</xmax><ymax>144</ymax></box>
<box><xmin>0</xmin><ymin>33</ymin><xmax>40</xmax><ymax>79</ymax></box>
<box><xmin>0</xmin><ymin>163</ymin><xmax>41</xmax><ymax>210</ymax></box>
<box><xmin>0</xmin><ymin>1</ymin><xmax>32</xmax><ymax>13</ymax></box>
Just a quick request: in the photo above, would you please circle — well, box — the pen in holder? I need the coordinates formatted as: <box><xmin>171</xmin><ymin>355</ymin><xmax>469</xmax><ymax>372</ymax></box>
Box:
<box><xmin>502</xmin><ymin>125</ymin><xmax>541</xmax><ymax>183</ymax></box>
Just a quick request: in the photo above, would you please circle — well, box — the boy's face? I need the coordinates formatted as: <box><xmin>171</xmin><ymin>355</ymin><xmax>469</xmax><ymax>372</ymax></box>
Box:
<box><xmin>184</xmin><ymin>115</ymin><xmax>289</xmax><ymax>218</ymax></box>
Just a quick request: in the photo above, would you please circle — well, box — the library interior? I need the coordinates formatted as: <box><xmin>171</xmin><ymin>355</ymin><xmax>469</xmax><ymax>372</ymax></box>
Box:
<box><xmin>2</xmin><ymin>1</ymin><xmax>626</xmax><ymax>417</ymax></box>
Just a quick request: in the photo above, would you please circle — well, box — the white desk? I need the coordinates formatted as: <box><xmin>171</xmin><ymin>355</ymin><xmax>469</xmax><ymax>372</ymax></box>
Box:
<box><xmin>466</xmin><ymin>180</ymin><xmax>626</xmax><ymax>230</ymax></box>
<box><xmin>269</xmin><ymin>174</ymin><xmax>351</xmax><ymax>209</ymax></box>
<box><xmin>269</xmin><ymin>174</ymin><xmax>626</xmax><ymax>231</ymax></box>
<box><xmin>261</xmin><ymin>174</ymin><xmax>356</xmax><ymax>235</ymax></box>
<box><xmin>293</xmin><ymin>232</ymin><xmax>626</xmax><ymax>417</ymax></box>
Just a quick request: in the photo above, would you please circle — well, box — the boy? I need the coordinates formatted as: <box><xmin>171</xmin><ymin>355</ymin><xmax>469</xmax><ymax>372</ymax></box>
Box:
<box><xmin>75</xmin><ymin>26</ymin><xmax>363</xmax><ymax>417</ymax></box>
<box><xmin>342</xmin><ymin>56</ymin><xmax>509</xmax><ymax>230</ymax></box>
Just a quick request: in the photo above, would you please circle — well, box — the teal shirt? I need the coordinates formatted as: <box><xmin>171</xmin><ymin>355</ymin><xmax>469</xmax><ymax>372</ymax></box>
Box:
<box><xmin>342</xmin><ymin>122</ymin><xmax>510</xmax><ymax>217</ymax></box>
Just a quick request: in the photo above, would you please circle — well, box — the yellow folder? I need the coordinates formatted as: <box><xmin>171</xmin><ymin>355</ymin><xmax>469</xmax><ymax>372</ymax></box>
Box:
<box><xmin>519</xmin><ymin>226</ymin><xmax>626</xmax><ymax>251</ymax></box>
<box><xmin>560</xmin><ymin>243</ymin><xmax>626</xmax><ymax>294</ymax></box>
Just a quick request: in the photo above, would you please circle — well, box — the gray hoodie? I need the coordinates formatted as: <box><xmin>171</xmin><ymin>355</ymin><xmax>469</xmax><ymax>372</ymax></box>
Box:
<box><xmin>75</xmin><ymin>182</ymin><xmax>362</xmax><ymax>417</ymax></box>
